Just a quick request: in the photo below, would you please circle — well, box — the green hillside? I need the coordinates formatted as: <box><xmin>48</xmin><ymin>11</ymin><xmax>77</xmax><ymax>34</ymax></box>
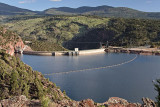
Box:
<box><xmin>44</xmin><ymin>6</ymin><xmax>160</xmax><ymax>19</ymax></box>
<box><xmin>44</xmin><ymin>6</ymin><xmax>147</xmax><ymax>18</ymax></box>
<box><xmin>3</xmin><ymin>15</ymin><xmax>160</xmax><ymax>50</ymax></box>
<box><xmin>0</xmin><ymin>50</ymin><xmax>69</xmax><ymax>104</ymax></box>
<box><xmin>66</xmin><ymin>18</ymin><xmax>160</xmax><ymax>49</ymax></box>
<box><xmin>4</xmin><ymin>16</ymin><xmax>109</xmax><ymax>51</ymax></box>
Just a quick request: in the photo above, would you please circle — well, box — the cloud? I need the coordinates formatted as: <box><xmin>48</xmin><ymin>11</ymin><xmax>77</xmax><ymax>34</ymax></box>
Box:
<box><xmin>19</xmin><ymin>0</ymin><xmax>36</xmax><ymax>4</ymax></box>
<box><xmin>50</xmin><ymin>0</ymin><xmax>62</xmax><ymax>2</ymax></box>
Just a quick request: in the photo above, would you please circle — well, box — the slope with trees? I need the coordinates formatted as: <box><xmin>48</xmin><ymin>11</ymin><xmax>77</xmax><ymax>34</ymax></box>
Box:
<box><xmin>0</xmin><ymin>50</ymin><xmax>70</xmax><ymax>106</ymax></box>
<box><xmin>65</xmin><ymin>18</ymin><xmax>160</xmax><ymax>49</ymax></box>
<box><xmin>4</xmin><ymin>15</ymin><xmax>109</xmax><ymax>51</ymax></box>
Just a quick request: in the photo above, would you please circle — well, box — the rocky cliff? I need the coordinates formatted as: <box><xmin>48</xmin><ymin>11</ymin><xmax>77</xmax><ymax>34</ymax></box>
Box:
<box><xmin>0</xmin><ymin>26</ymin><xmax>24</xmax><ymax>55</ymax></box>
<box><xmin>0</xmin><ymin>95</ymin><xmax>156</xmax><ymax>107</ymax></box>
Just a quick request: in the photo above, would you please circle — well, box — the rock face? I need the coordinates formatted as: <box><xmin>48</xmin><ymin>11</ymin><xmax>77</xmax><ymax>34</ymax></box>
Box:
<box><xmin>6</xmin><ymin>39</ymin><xmax>24</xmax><ymax>55</ymax></box>
<box><xmin>0</xmin><ymin>95</ymin><xmax>28</xmax><ymax>107</ymax></box>
<box><xmin>0</xmin><ymin>95</ymin><xmax>40</xmax><ymax>107</ymax></box>
<box><xmin>0</xmin><ymin>96</ymin><xmax>157</xmax><ymax>107</ymax></box>
<box><xmin>23</xmin><ymin>45</ymin><xmax>33</xmax><ymax>51</ymax></box>
<box><xmin>0</xmin><ymin>27</ymin><xmax>25</xmax><ymax>55</ymax></box>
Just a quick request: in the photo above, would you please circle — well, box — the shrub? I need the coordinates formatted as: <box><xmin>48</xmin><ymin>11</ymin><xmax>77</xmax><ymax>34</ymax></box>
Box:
<box><xmin>40</xmin><ymin>96</ymin><xmax>51</xmax><ymax>107</ymax></box>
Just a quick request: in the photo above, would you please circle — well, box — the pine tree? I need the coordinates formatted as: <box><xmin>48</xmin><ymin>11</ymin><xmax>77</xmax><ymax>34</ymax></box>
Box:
<box><xmin>10</xmin><ymin>70</ymin><xmax>19</xmax><ymax>95</ymax></box>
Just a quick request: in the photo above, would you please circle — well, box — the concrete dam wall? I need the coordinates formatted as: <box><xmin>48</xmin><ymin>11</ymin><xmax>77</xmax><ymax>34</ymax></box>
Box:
<box><xmin>23</xmin><ymin>49</ymin><xmax>105</xmax><ymax>56</ymax></box>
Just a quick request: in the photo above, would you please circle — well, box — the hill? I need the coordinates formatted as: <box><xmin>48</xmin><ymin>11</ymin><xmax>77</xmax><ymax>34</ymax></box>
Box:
<box><xmin>65</xmin><ymin>18</ymin><xmax>160</xmax><ymax>50</ymax></box>
<box><xmin>0</xmin><ymin>2</ymin><xmax>36</xmax><ymax>15</ymax></box>
<box><xmin>4</xmin><ymin>16</ymin><xmax>109</xmax><ymax>51</ymax></box>
<box><xmin>44</xmin><ymin>5</ymin><xmax>160</xmax><ymax>19</ymax></box>
<box><xmin>1</xmin><ymin>2</ymin><xmax>160</xmax><ymax>19</ymax></box>
<box><xmin>0</xmin><ymin>49</ymin><xmax>70</xmax><ymax>103</ymax></box>
<box><xmin>4</xmin><ymin>16</ymin><xmax>160</xmax><ymax>50</ymax></box>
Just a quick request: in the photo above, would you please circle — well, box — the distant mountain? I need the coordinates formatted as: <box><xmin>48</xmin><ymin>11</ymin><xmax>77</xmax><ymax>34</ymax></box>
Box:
<box><xmin>0</xmin><ymin>2</ymin><xmax>36</xmax><ymax>15</ymax></box>
<box><xmin>44</xmin><ymin>5</ymin><xmax>160</xmax><ymax>19</ymax></box>
<box><xmin>1</xmin><ymin>2</ymin><xmax>160</xmax><ymax>19</ymax></box>
<box><xmin>44</xmin><ymin>5</ymin><xmax>113</xmax><ymax>14</ymax></box>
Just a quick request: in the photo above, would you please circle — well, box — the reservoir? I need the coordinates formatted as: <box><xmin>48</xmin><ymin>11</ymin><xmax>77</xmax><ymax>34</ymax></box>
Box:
<box><xmin>20</xmin><ymin>53</ymin><xmax>160</xmax><ymax>103</ymax></box>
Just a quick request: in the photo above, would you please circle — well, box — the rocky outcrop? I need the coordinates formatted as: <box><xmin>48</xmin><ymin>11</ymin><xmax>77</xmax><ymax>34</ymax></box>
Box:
<box><xmin>99</xmin><ymin>97</ymin><xmax>141</xmax><ymax>107</ymax></box>
<box><xmin>5</xmin><ymin>39</ymin><xmax>24</xmax><ymax>55</ymax></box>
<box><xmin>0</xmin><ymin>27</ymin><xmax>25</xmax><ymax>55</ymax></box>
<box><xmin>0</xmin><ymin>95</ymin><xmax>29</xmax><ymax>107</ymax></box>
<box><xmin>0</xmin><ymin>95</ymin><xmax>40</xmax><ymax>107</ymax></box>
<box><xmin>23</xmin><ymin>45</ymin><xmax>33</xmax><ymax>51</ymax></box>
<box><xmin>0</xmin><ymin>96</ymin><xmax>156</xmax><ymax>107</ymax></box>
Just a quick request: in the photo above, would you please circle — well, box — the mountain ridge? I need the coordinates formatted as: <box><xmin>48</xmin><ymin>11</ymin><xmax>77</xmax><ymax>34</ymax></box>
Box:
<box><xmin>0</xmin><ymin>2</ymin><xmax>36</xmax><ymax>15</ymax></box>
<box><xmin>1</xmin><ymin>2</ymin><xmax>160</xmax><ymax>19</ymax></box>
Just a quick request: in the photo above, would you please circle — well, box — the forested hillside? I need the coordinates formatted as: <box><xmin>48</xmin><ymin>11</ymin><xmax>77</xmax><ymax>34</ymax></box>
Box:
<box><xmin>0</xmin><ymin>50</ymin><xmax>69</xmax><ymax>106</ymax></box>
<box><xmin>43</xmin><ymin>6</ymin><xmax>160</xmax><ymax>19</ymax></box>
<box><xmin>3</xmin><ymin>16</ymin><xmax>160</xmax><ymax>50</ymax></box>
<box><xmin>4</xmin><ymin>16</ymin><xmax>109</xmax><ymax>50</ymax></box>
<box><xmin>65</xmin><ymin>18</ymin><xmax>160</xmax><ymax>49</ymax></box>
<box><xmin>44</xmin><ymin>6</ymin><xmax>148</xmax><ymax>18</ymax></box>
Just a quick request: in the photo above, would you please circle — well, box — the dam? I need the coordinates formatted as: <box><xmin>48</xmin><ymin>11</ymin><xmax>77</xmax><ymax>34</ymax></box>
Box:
<box><xmin>23</xmin><ymin>48</ymin><xmax>106</xmax><ymax>56</ymax></box>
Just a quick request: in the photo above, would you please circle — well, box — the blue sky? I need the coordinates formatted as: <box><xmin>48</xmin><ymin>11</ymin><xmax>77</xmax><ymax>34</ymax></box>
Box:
<box><xmin>0</xmin><ymin>0</ymin><xmax>160</xmax><ymax>12</ymax></box>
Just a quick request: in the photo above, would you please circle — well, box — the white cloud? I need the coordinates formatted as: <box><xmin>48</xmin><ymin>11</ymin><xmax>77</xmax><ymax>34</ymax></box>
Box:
<box><xmin>19</xmin><ymin>0</ymin><xmax>36</xmax><ymax>4</ymax></box>
<box><xmin>50</xmin><ymin>0</ymin><xmax>62</xmax><ymax>2</ymax></box>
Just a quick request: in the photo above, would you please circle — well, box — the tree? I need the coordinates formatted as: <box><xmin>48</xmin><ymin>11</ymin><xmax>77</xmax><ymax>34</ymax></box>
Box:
<box><xmin>22</xmin><ymin>82</ymin><xmax>29</xmax><ymax>98</ymax></box>
<box><xmin>154</xmin><ymin>79</ymin><xmax>160</xmax><ymax>106</ymax></box>
<box><xmin>10</xmin><ymin>70</ymin><xmax>19</xmax><ymax>95</ymax></box>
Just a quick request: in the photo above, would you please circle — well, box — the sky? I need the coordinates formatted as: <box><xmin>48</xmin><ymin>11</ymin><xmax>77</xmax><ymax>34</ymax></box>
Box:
<box><xmin>0</xmin><ymin>0</ymin><xmax>160</xmax><ymax>12</ymax></box>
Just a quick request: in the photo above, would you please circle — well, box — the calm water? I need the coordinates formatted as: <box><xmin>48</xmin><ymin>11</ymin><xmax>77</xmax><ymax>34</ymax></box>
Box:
<box><xmin>20</xmin><ymin>53</ymin><xmax>160</xmax><ymax>103</ymax></box>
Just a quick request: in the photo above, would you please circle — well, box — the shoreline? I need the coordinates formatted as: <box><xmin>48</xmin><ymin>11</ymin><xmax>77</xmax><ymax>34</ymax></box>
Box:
<box><xmin>105</xmin><ymin>47</ymin><xmax>160</xmax><ymax>56</ymax></box>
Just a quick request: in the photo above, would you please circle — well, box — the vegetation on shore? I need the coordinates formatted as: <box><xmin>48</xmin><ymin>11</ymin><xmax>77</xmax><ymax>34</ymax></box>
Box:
<box><xmin>65</xmin><ymin>18</ymin><xmax>160</xmax><ymax>49</ymax></box>
<box><xmin>0</xmin><ymin>50</ymin><xmax>69</xmax><ymax>106</ymax></box>
<box><xmin>0</xmin><ymin>26</ymin><xmax>20</xmax><ymax>46</ymax></box>
<box><xmin>27</xmin><ymin>41</ymin><xmax>67</xmax><ymax>51</ymax></box>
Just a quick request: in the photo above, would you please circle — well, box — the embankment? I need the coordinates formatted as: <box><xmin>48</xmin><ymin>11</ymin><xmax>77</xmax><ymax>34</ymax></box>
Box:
<box><xmin>105</xmin><ymin>47</ymin><xmax>160</xmax><ymax>56</ymax></box>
